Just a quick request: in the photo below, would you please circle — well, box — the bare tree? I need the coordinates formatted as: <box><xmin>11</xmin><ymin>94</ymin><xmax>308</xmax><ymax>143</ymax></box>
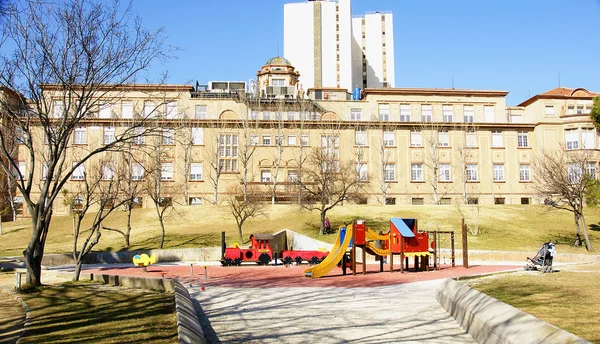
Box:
<box><xmin>238</xmin><ymin>100</ymin><xmax>258</xmax><ymax>202</ymax></box>
<box><xmin>63</xmin><ymin>159</ymin><xmax>129</xmax><ymax>281</ymax></box>
<box><xmin>204</xmin><ymin>120</ymin><xmax>231</xmax><ymax>205</ymax></box>
<box><xmin>533</xmin><ymin>147</ymin><xmax>595</xmax><ymax>251</ymax></box>
<box><xmin>422</xmin><ymin>123</ymin><xmax>443</xmax><ymax>204</ymax></box>
<box><xmin>296</xmin><ymin>146</ymin><xmax>362</xmax><ymax>235</ymax></box>
<box><xmin>227</xmin><ymin>185</ymin><xmax>266</xmax><ymax>242</ymax></box>
<box><xmin>0</xmin><ymin>0</ymin><xmax>171</xmax><ymax>285</ymax></box>
<box><xmin>269</xmin><ymin>108</ymin><xmax>285</xmax><ymax>204</ymax></box>
<box><xmin>144</xmin><ymin>133</ymin><xmax>179</xmax><ymax>249</ymax></box>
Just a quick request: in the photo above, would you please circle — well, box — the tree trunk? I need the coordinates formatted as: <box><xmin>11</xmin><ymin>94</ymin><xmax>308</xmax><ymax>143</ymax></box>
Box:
<box><xmin>24</xmin><ymin>212</ymin><xmax>50</xmax><ymax>286</ymax></box>
<box><xmin>238</xmin><ymin>222</ymin><xmax>244</xmax><ymax>243</ymax></box>
<box><xmin>580</xmin><ymin>213</ymin><xmax>594</xmax><ymax>252</ymax></box>
<box><xmin>73</xmin><ymin>260</ymin><xmax>83</xmax><ymax>281</ymax></box>
<box><xmin>319</xmin><ymin>210</ymin><xmax>326</xmax><ymax>235</ymax></box>
<box><xmin>574</xmin><ymin>212</ymin><xmax>581</xmax><ymax>237</ymax></box>
<box><xmin>125</xmin><ymin>207</ymin><xmax>132</xmax><ymax>248</ymax></box>
<box><xmin>0</xmin><ymin>220</ymin><xmax>3</xmax><ymax>235</ymax></box>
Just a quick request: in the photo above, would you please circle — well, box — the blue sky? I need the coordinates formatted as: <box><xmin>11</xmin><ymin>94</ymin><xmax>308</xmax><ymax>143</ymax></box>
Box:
<box><xmin>134</xmin><ymin>0</ymin><xmax>600</xmax><ymax>106</ymax></box>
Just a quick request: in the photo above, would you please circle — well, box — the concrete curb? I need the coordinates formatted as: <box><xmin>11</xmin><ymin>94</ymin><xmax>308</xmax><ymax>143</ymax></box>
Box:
<box><xmin>436</xmin><ymin>278</ymin><xmax>591</xmax><ymax>344</ymax></box>
<box><xmin>53</xmin><ymin>271</ymin><xmax>206</xmax><ymax>344</ymax></box>
<box><xmin>0</xmin><ymin>289</ymin><xmax>31</xmax><ymax>342</ymax></box>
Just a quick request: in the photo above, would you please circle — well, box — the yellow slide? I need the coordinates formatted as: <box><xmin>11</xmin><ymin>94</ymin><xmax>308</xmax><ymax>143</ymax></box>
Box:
<box><xmin>304</xmin><ymin>223</ymin><xmax>354</xmax><ymax>278</ymax></box>
<box><xmin>365</xmin><ymin>228</ymin><xmax>389</xmax><ymax>241</ymax></box>
<box><xmin>364</xmin><ymin>242</ymin><xmax>390</xmax><ymax>257</ymax></box>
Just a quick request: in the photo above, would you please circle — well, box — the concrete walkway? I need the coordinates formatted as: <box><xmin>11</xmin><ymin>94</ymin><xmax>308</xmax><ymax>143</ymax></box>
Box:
<box><xmin>189</xmin><ymin>279</ymin><xmax>476</xmax><ymax>344</ymax></box>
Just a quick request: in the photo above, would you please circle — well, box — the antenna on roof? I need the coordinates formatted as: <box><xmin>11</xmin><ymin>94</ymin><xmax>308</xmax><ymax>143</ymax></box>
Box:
<box><xmin>277</xmin><ymin>42</ymin><xmax>280</xmax><ymax>57</ymax></box>
<box><xmin>452</xmin><ymin>75</ymin><xmax>455</xmax><ymax>89</ymax></box>
<box><xmin>558</xmin><ymin>72</ymin><xmax>561</xmax><ymax>88</ymax></box>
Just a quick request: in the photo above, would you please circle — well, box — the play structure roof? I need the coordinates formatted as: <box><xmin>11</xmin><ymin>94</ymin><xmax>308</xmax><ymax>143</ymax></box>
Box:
<box><xmin>390</xmin><ymin>218</ymin><xmax>415</xmax><ymax>238</ymax></box>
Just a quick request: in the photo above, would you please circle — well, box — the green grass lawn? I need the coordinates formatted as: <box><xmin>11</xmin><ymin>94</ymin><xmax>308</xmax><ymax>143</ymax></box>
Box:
<box><xmin>1</xmin><ymin>275</ymin><xmax>178</xmax><ymax>344</ymax></box>
<box><xmin>466</xmin><ymin>263</ymin><xmax>600</xmax><ymax>343</ymax></box>
<box><xmin>1</xmin><ymin>204</ymin><xmax>599</xmax><ymax>256</ymax></box>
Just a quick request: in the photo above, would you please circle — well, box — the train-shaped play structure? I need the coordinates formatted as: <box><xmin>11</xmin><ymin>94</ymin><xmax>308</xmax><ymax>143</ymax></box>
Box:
<box><xmin>221</xmin><ymin>233</ymin><xmax>329</xmax><ymax>266</ymax></box>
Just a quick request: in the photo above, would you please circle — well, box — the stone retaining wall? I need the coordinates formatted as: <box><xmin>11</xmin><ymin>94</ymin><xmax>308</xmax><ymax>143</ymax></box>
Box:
<box><xmin>55</xmin><ymin>271</ymin><xmax>205</xmax><ymax>344</ymax></box>
<box><xmin>436</xmin><ymin>278</ymin><xmax>590</xmax><ymax>344</ymax></box>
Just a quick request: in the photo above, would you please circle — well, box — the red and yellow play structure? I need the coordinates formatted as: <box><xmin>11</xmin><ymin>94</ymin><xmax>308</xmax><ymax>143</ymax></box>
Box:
<box><xmin>305</xmin><ymin>218</ymin><xmax>450</xmax><ymax>278</ymax></box>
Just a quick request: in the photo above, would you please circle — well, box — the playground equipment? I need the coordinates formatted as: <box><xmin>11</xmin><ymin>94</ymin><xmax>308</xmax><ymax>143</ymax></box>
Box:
<box><xmin>305</xmin><ymin>218</ymin><xmax>438</xmax><ymax>278</ymax></box>
<box><xmin>132</xmin><ymin>253</ymin><xmax>156</xmax><ymax>272</ymax></box>
<box><xmin>222</xmin><ymin>233</ymin><xmax>329</xmax><ymax>266</ymax></box>
<box><xmin>524</xmin><ymin>241</ymin><xmax>556</xmax><ymax>273</ymax></box>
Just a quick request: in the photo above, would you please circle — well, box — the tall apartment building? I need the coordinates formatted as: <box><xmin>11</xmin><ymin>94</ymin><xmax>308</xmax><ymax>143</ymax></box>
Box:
<box><xmin>283</xmin><ymin>0</ymin><xmax>394</xmax><ymax>92</ymax></box>
<box><xmin>351</xmin><ymin>11</ymin><xmax>395</xmax><ymax>89</ymax></box>
<box><xmin>284</xmin><ymin>0</ymin><xmax>353</xmax><ymax>92</ymax></box>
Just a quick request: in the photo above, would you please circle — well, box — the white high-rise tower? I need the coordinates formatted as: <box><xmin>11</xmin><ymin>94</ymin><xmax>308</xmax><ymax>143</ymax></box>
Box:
<box><xmin>283</xmin><ymin>0</ymin><xmax>353</xmax><ymax>91</ymax></box>
<box><xmin>284</xmin><ymin>0</ymin><xmax>394</xmax><ymax>92</ymax></box>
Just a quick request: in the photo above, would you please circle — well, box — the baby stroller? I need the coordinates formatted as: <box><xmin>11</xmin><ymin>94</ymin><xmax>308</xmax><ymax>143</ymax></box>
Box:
<box><xmin>524</xmin><ymin>241</ymin><xmax>556</xmax><ymax>273</ymax></box>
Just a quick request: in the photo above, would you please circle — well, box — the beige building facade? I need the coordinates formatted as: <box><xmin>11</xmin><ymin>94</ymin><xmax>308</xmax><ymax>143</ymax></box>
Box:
<box><xmin>2</xmin><ymin>58</ymin><xmax>599</xmax><ymax>218</ymax></box>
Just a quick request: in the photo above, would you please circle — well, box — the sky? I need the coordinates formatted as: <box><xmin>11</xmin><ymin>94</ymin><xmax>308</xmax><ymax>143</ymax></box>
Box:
<box><xmin>132</xmin><ymin>0</ymin><xmax>600</xmax><ymax>106</ymax></box>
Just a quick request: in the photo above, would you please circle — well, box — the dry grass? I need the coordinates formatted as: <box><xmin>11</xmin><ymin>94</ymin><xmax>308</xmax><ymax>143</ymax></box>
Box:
<box><xmin>1</xmin><ymin>204</ymin><xmax>599</xmax><ymax>256</ymax></box>
<box><xmin>467</xmin><ymin>263</ymin><xmax>600</xmax><ymax>343</ymax></box>
<box><xmin>4</xmin><ymin>275</ymin><xmax>178</xmax><ymax>344</ymax></box>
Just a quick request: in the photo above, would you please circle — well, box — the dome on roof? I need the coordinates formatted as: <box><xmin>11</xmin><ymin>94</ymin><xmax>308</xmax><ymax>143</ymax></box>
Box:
<box><xmin>265</xmin><ymin>56</ymin><xmax>292</xmax><ymax>66</ymax></box>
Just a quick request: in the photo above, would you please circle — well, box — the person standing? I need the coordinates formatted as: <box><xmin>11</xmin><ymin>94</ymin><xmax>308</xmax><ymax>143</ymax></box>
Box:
<box><xmin>325</xmin><ymin>217</ymin><xmax>331</xmax><ymax>234</ymax></box>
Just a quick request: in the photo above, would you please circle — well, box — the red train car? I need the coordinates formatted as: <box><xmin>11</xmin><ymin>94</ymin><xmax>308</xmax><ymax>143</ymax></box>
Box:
<box><xmin>222</xmin><ymin>233</ymin><xmax>329</xmax><ymax>266</ymax></box>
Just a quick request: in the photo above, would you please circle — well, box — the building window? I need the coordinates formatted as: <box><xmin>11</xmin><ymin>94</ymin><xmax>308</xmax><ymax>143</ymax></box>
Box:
<box><xmin>287</xmin><ymin>111</ymin><xmax>296</xmax><ymax>121</ymax></box>
<box><xmin>99</xmin><ymin>102</ymin><xmax>111</xmax><ymax>119</ymax></box>
<box><xmin>400</xmin><ymin>104</ymin><xmax>411</xmax><ymax>122</ymax></box>
<box><xmin>53</xmin><ymin>100</ymin><xmax>64</xmax><ymax>118</ymax></box>
<box><xmin>159</xmin><ymin>197</ymin><xmax>172</xmax><ymax>207</ymax></box>
<box><xmin>144</xmin><ymin>101</ymin><xmax>156</xmax><ymax>118</ymax></box>
<box><xmin>250</xmin><ymin>135</ymin><xmax>258</xmax><ymax>145</ymax></box>
<box><xmin>385</xmin><ymin>198</ymin><xmax>396</xmax><ymax>205</ymax></box>
<box><xmin>272</xmin><ymin>78</ymin><xmax>285</xmax><ymax>86</ymax></box>
<box><xmin>491</xmin><ymin>131</ymin><xmax>503</xmax><ymax>148</ymax></box>
<box><xmin>439</xmin><ymin>164</ymin><xmax>451</xmax><ymax>181</ymax></box>
<box><xmin>219</xmin><ymin>134</ymin><xmax>238</xmax><ymax>172</ymax></box>
<box><xmin>72</xmin><ymin>162</ymin><xmax>85</xmax><ymax>180</ymax></box>
<box><xmin>411</xmin><ymin>164</ymin><xmax>423</xmax><ymax>181</ymax></box>
<box><xmin>161</xmin><ymin>162</ymin><xmax>173</xmax><ymax>180</ymax></box>
<box><xmin>545</xmin><ymin>105</ymin><xmax>555</xmax><ymax>116</ymax></box>
<box><xmin>191</xmin><ymin>128</ymin><xmax>204</xmax><ymax>145</ymax></box>
<box><xmin>102</xmin><ymin>163</ymin><xmax>115</xmax><ymax>180</ymax></box>
<box><xmin>577</xmin><ymin>105</ymin><xmax>584</xmax><ymax>115</ymax></box>
<box><xmin>119</xmin><ymin>101</ymin><xmax>132</xmax><ymax>119</ymax></box>
<box><xmin>321</xmin><ymin>135</ymin><xmax>340</xmax><ymax>172</ymax></box>
<box><xmin>195</xmin><ymin>105</ymin><xmax>207</xmax><ymax>119</ymax></box>
<box><xmin>567</xmin><ymin>105</ymin><xmax>575</xmax><ymax>115</ymax></box>
<box><xmin>132</xmin><ymin>163</ymin><xmax>144</xmax><ymax>180</ymax></box>
<box><xmin>263</xmin><ymin>111</ymin><xmax>271</xmax><ymax>120</ymax></box>
<box><xmin>384</xmin><ymin>164</ymin><xmax>395</xmax><ymax>182</ymax></box>
<box><xmin>162</xmin><ymin>128</ymin><xmax>174</xmax><ymax>145</ymax></box>
<box><xmin>565</xmin><ymin>129</ymin><xmax>579</xmax><ymax>150</ymax></box>
<box><xmin>466</xmin><ymin>131</ymin><xmax>477</xmax><ymax>147</ymax></box>
<box><xmin>356</xmin><ymin>163</ymin><xmax>368</xmax><ymax>181</ymax></box>
<box><xmin>274</xmin><ymin>135</ymin><xmax>284</xmax><ymax>146</ymax></box>
<box><xmin>421</xmin><ymin>105</ymin><xmax>432</xmax><ymax>122</ymax></box>
<box><xmin>190</xmin><ymin>162</ymin><xmax>203</xmax><ymax>180</ymax></box>
<box><xmin>287</xmin><ymin>135</ymin><xmax>297</xmax><ymax>146</ymax></box>
<box><xmin>132</xmin><ymin>197</ymin><xmax>143</xmax><ymax>208</ymax></box>
<box><xmin>261</xmin><ymin>170</ymin><xmax>272</xmax><ymax>183</ymax></box>
<box><xmin>468</xmin><ymin>198</ymin><xmax>479</xmax><ymax>205</ymax></box>
<box><xmin>442</xmin><ymin>105</ymin><xmax>453</xmax><ymax>122</ymax></box>
<box><xmin>466</xmin><ymin>164</ymin><xmax>478</xmax><ymax>181</ymax></box>
<box><xmin>189</xmin><ymin>197</ymin><xmax>202</xmax><ymax>206</ymax></box>
<box><xmin>484</xmin><ymin>105</ymin><xmax>495</xmax><ymax>122</ymax></box>
<box><xmin>350</xmin><ymin>108</ymin><xmax>362</xmax><ymax>121</ymax></box>
<box><xmin>494</xmin><ymin>197</ymin><xmax>506</xmax><ymax>205</ymax></box>
<box><xmin>521</xmin><ymin>197</ymin><xmax>530</xmax><ymax>205</ymax></box>
<box><xmin>585</xmin><ymin>162</ymin><xmax>597</xmax><ymax>179</ymax></box>
<box><xmin>133</xmin><ymin>127</ymin><xmax>145</xmax><ymax>145</ymax></box>
<box><xmin>103</xmin><ymin>126</ymin><xmax>116</xmax><ymax>144</ymax></box>
<box><xmin>493</xmin><ymin>164</ymin><xmax>504</xmax><ymax>181</ymax></box>
<box><xmin>517</xmin><ymin>131</ymin><xmax>529</xmax><ymax>148</ymax></box>
<box><xmin>383</xmin><ymin>130</ymin><xmax>395</xmax><ymax>146</ymax></box>
<box><xmin>13</xmin><ymin>161</ymin><xmax>26</xmax><ymax>180</ymax></box>
<box><xmin>15</xmin><ymin>127</ymin><xmax>27</xmax><ymax>144</ymax></box>
<box><xmin>355</xmin><ymin>129</ymin><xmax>367</xmax><ymax>146</ymax></box>
<box><xmin>519</xmin><ymin>164</ymin><xmax>530</xmax><ymax>182</ymax></box>
<box><xmin>73</xmin><ymin>127</ymin><xmax>86</xmax><ymax>145</ymax></box>
<box><xmin>378</xmin><ymin>104</ymin><xmax>390</xmax><ymax>121</ymax></box>
<box><xmin>412</xmin><ymin>198</ymin><xmax>424</xmax><ymax>205</ymax></box>
<box><xmin>438</xmin><ymin>131</ymin><xmax>449</xmax><ymax>147</ymax></box>
<box><xmin>463</xmin><ymin>105</ymin><xmax>474</xmax><ymax>123</ymax></box>
<box><xmin>581</xmin><ymin>128</ymin><xmax>595</xmax><ymax>149</ymax></box>
<box><xmin>287</xmin><ymin>170</ymin><xmax>298</xmax><ymax>183</ymax></box>
<box><xmin>410</xmin><ymin>130</ymin><xmax>422</xmax><ymax>147</ymax></box>
<box><xmin>300</xmin><ymin>135</ymin><xmax>309</xmax><ymax>146</ymax></box>
<box><xmin>262</xmin><ymin>135</ymin><xmax>271</xmax><ymax>146</ymax></box>
<box><xmin>166</xmin><ymin>102</ymin><xmax>178</xmax><ymax>119</ymax></box>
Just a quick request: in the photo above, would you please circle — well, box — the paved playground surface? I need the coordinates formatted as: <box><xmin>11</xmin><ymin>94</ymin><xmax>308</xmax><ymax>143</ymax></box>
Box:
<box><xmin>82</xmin><ymin>263</ymin><xmax>519</xmax><ymax>343</ymax></box>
